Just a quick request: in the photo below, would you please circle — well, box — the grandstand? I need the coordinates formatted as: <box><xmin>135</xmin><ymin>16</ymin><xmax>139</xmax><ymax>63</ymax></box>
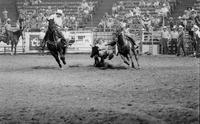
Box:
<box><xmin>0</xmin><ymin>0</ymin><xmax>197</xmax><ymax>29</ymax></box>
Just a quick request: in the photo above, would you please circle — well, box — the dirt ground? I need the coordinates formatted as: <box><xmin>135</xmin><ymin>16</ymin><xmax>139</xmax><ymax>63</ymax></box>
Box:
<box><xmin>0</xmin><ymin>54</ymin><xmax>199</xmax><ymax>124</ymax></box>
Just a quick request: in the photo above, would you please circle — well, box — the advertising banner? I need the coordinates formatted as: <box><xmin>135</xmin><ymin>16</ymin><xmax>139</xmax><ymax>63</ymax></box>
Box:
<box><xmin>24</xmin><ymin>31</ymin><xmax>93</xmax><ymax>53</ymax></box>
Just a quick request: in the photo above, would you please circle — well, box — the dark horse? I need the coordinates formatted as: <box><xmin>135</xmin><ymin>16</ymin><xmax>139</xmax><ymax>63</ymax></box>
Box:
<box><xmin>6</xmin><ymin>28</ymin><xmax>24</xmax><ymax>55</ymax></box>
<box><xmin>2</xmin><ymin>27</ymin><xmax>24</xmax><ymax>55</ymax></box>
<box><xmin>44</xmin><ymin>19</ymin><xmax>67</xmax><ymax>68</ymax></box>
<box><xmin>112</xmin><ymin>30</ymin><xmax>139</xmax><ymax>68</ymax></box>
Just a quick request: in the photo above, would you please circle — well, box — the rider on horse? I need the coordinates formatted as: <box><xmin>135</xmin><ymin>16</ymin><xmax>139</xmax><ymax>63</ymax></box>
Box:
<box><xmin>106</xmin><ymin>24</ymin><xmax>137</xmax><ymax>55</ymax></box>
<box><xmin>41</xmin><ymin>9</ymin><xmax>67</xmax><ymax>49</ymax></box>
<box><xmin>4</xmin><ymin>18</ymin><xmax>12</xmax><ymax>44</ymax></box>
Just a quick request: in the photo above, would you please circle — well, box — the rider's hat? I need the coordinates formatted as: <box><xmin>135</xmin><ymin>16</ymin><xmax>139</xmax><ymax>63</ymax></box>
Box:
<box><xmin>163</xmin><ymin>26</ymin><xmax>167</xmax><ymax>29</ymax></box>
<box><xmin>178</xmin><ymin>25</ymin><xmax>184</xmax><ymax>29</ymax></box>
<box><xmin>172</xmin><ymin>25</ymin><xmax>176</xmax><ymax>29</ymax></box>
<box><xmin>56</xmin><ymin>9</ymin><xmax>63</xmax><ymax>16</ymax></box>
<box><xmin>7</xmin><ymin>18</ymin><xmax>11</xmax><ymax>22</ymax></box>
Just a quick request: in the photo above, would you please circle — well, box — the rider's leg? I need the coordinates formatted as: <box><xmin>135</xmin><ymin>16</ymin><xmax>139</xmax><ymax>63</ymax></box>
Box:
<box><xmin>56</xmin><ymin>30</ymin><xmax>67</xmax><ymax>47</ymax></box>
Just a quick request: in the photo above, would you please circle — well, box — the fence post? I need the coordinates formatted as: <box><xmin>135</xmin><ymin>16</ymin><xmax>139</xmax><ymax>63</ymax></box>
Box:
<box><xmin>151</xmin><ymin>32</ymin><xmax>154</xmax><ymax>55</ymax></box>
<box><xmin>140</xmin><ymin>31</ymin><xmax>144</xmax><ymax>54</ymax></box>
<box><xmin>4</xmin><ymin>47</ymin><xmax>6</xmax><ymax>54</ymax></box>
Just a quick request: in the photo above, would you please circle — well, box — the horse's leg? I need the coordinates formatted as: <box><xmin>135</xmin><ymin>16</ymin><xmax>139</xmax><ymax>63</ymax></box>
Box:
<box><xmin>100</xmin><ymin>57</ymin><xmax>105</xmax><ymax>67</ymax></box>
<box><xmin>93</xmin><ymin>56</ymin><xmax>100</xmax><ymax>67</ymax></box>
<box><xmin>11</xmin><ymin>42</ymin><xmax>14</xmax><ymax>55</ymax></box>
<box><xmin>120</xmin><ymin>54</ymin><xmax>129</xmax><ymax>66</ymax></box>
<box><xmin>59</xmin><ymin>47</ymin><xmax>66</xmax><ymax>65</ymax></box>
<box><xmin>129</xmin><ymin>52</ymin><xmax>135</xmax><ymax>68</ymax></box>
<box><xmin>50</xmin><ymin>50</ymin><xmax>62</xmax><ymax>68</ymax></box>
<box><xmin>132</xmin><ymin>48</ymin><xmax>140</xmax><ymax>68</ymax></box>
<box><xmin>61</xmin><ymin>47</ymin><xmax>66</xmax><ymax>65</ymax></box>
<box><xmin>14</xmin><ymin>43</ymin><xmax>17</xmax><ymax>55</ymax></box>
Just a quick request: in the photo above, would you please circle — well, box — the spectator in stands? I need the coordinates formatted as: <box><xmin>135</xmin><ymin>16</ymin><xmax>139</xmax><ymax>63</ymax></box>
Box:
<box><xmin>112</xmin><ymin>3</ymin><xmax>118</xmax><ymax>15</ymax></box>
<box><xmin>151</xmin><ymin>15</ymin><xmax>162</xmax><ymax>30</ymax></box>
<box><xmin>139</xmin><ymin>0</ymin><xmax>146</xmax><ymax>6</ymax></box>
<box><xmin>182</xmin><ymin>15</ymin><xmax>188</xmax><ymax>29</ymax></box>
<box><xmin>81</xmin><ymin>0</ymin><xmax>89</xmax><ymax>10</ymax></box>
<box><xmin>170</xmin><ymin>26</ymin><xmax>178</xmax><ymax>54</ymax></box>
<box><xmin>146</xmin><ymin>0</ymin><xmax>153</xmax><ymax>7</ymax></box>
<box><xmin>186</xmin><ymin>18</ymin><xmax>195</xmax><ymax>41</ymax></box>
<box><xmin>2</xmin><ymin>10</ymin><xmax>8</xmax><ymax>25</ymax></box>
<box><xmin>160</xmin><ymin>4</ymin><xmax>169</xmax><ymax>17</ymax></box>
<box><xmin>160</xmin><ymin>26</ymin><xmax>170</xmax><ymax>54</ymax></box>
<box><xmin>98</xmin><ymin>19</ymin><xmax>106</xmax><ymax>31</ymax></box>
<box><xmin>18</xmin><ymin>13</ymin><xmax>25</xmax><ymax>29</ymax></box>
<box><xmin>190</xmin><ymin>9</ymin><xmax>197</xmax><ymax>20</ymax></box>
<box><xmin>192</xmin><ymin>25</ymin><xmax>200</xmax><ymax>57</ymax></box>
<box><xmin>168</xmin><ymin>17</ymin><xmax>175</xmax><ymax>30</ymax></box>
<box><xmin>126</xmin><ymin>10</ymin><xmax>134</xmax><ymax>18</ymax></box>
<box><xmin>194</xmin><ymin>13</ymin><xmax>200</xmax><ymax>27</ymax></box>
<box><xmin>185</xmin><ymin>7</ymin><xmax>192</xmax><ymax>18</ymax></box>
<box><xmin>39</xmin><ymin>27</ymin><xmax>46</xmax><ymax>54</ymax></box>
<box><xmin>176</xmin><ymin>16</ymin><xmax>184</xmax><ymax>27</ymax></box>
<box><xmin>153</xmin><ymin>0</ymin><xmax>160</xmax><ymax>8</ymax></box>
<box><xmin>141</xmin><ymin>11</ymin><xmax>151</xmax><ymax>32</ymax></box>
<box><xmin>23</xmin><ymin>0</ymin><xmax>29</xmax><ymax>6</ymax></box>
<box><xmin>133</xmin><ymin>7</ymin><xmax>141</xmax><ymax>16</ymax></box>
<box><xmin>177</xmin><ymin>25</ymin><xmax>186</xmax><ymax>56</ymax></box>
<box><xmin>117</xmin><ymin>1</ymin><xmax>125</xmax><ymax>11</ymax></box>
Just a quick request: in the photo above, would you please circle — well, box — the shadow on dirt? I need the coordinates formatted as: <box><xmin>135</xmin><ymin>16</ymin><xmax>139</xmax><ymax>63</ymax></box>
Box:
<box><xmin>68</xmin><ymin>63</ymin><xmax>129</xmax><ymax>70</ymax></box>
<box><xmin>32</xmin><ymin>66</ymin><xmax>58</xmax><ymax>70</ymax></box>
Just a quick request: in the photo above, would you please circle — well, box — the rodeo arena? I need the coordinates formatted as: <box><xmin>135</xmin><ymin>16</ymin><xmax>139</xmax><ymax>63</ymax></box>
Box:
<box><xmin>0</xmin><ymin>0</ymin><xmax>199</xmax><ymax>123</ymax></box>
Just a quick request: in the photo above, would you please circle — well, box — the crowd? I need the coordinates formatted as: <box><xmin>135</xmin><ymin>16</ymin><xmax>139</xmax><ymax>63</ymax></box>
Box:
<box><xmin>160</xmin><ymin>7</ymin><xmax>199</xmax><ymax>56</ymax></box>
<box><xmin>98</xmin><ymin>0</ymin><xmax>172</xmax><ymax>32</ymax></box>
<box><xmin>96</xmin><ymin>0</ymin><xmax>199</xmax><ymax>57</ymax></box>
<box><xmin>17</xmin><ymin>0</ymin><xmax>98</xmax><ymax>31</ymax></box>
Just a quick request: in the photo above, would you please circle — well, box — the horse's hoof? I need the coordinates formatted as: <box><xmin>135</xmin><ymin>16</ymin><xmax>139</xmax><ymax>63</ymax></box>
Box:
<box><xmin>59</xmin><ymin>65</ymin><xmax>62</xmax><ymax>68</ymax></box>
<box><xmin>63</xmin><ymin>61</ymin><xmax>66</xmax><ymax>65</ymax></box>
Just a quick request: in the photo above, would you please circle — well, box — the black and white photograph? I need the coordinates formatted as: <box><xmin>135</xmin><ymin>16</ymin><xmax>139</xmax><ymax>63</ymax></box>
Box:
<box><xmin>0</xmin><ymin>0</ymin><xmax>199</xmax><ymax>123</ymax></box>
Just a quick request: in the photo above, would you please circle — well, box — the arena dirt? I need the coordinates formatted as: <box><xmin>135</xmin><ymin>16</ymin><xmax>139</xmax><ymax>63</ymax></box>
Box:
<box><xmin>0</xmin><ymin>54</ymin><xmax>199</xmax><ymax>124</ymax></box>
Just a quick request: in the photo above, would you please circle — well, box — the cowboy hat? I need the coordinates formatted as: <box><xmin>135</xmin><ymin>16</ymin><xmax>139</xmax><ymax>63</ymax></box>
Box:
<box><xmin>192</xmin><ymin>25</ymin><xmax>199</xmax><ymax>31</ymax></box>
<box><xmin>182</xmin><ymin>15</ymin><xmax>187</xmax><ymax>19</ymax></box>
<box><xmin>163</xmin><ymin>26</ymin><xmax>167</xmax><ymax>29</ymax></box>
<box><xmin>56</xmin><ymin>9</ymin><xmax>63</xmax><ymax>15</ymax></box>
<box><xmin>172</xmin><ymin>25</ymin><xmax>177</xmax><ymax>29</ymax></box>
<box><xmin>178</xmin><ymin>25</ymin><xmax>184</xmax><ymax>28</ymax></box>
<box><xmin>40</xmin><ymin>27</ymin><xmax>45</xmax><ymax>31</ymax></box>
<box><xmin>7</xmin><ymin>18</ymin><xmax>11</xmax><ymax>21</ymax></box>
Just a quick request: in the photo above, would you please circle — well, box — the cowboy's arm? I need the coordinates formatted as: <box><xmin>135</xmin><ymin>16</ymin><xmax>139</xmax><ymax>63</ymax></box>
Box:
<box><xmin>106</xmin><ymin>41</ymin><xmax>116</xmax><ymax>46</ymax></box>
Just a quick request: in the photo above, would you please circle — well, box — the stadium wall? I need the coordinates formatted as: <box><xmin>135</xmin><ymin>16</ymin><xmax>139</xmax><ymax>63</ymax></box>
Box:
<box><xmin>0</xmin><ymin>31</ymin><xmax>161</xmax><ymax>55</ymax></box>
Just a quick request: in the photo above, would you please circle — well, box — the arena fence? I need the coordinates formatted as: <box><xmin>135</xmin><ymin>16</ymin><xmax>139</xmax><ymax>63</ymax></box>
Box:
<box><xmin>0</xmin><ymin>30</ymin><xmax>198</xmax><ymax>55</ymax></box>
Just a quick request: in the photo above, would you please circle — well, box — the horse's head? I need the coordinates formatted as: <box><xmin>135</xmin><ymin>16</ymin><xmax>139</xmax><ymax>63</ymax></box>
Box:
<box><xmin>90</xmin><ymin>45</ymin><xmax>99</xmax><ymax>58</ymax></box>
<box><xmin>112</xmin><ymin>28</ymin><xmax>122</xmax><ymax>41</ymax></box>
<box><xmin>47</xmin><ymin>19</ymin><xmax>57</xmax><ymax>32</ymax></box>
